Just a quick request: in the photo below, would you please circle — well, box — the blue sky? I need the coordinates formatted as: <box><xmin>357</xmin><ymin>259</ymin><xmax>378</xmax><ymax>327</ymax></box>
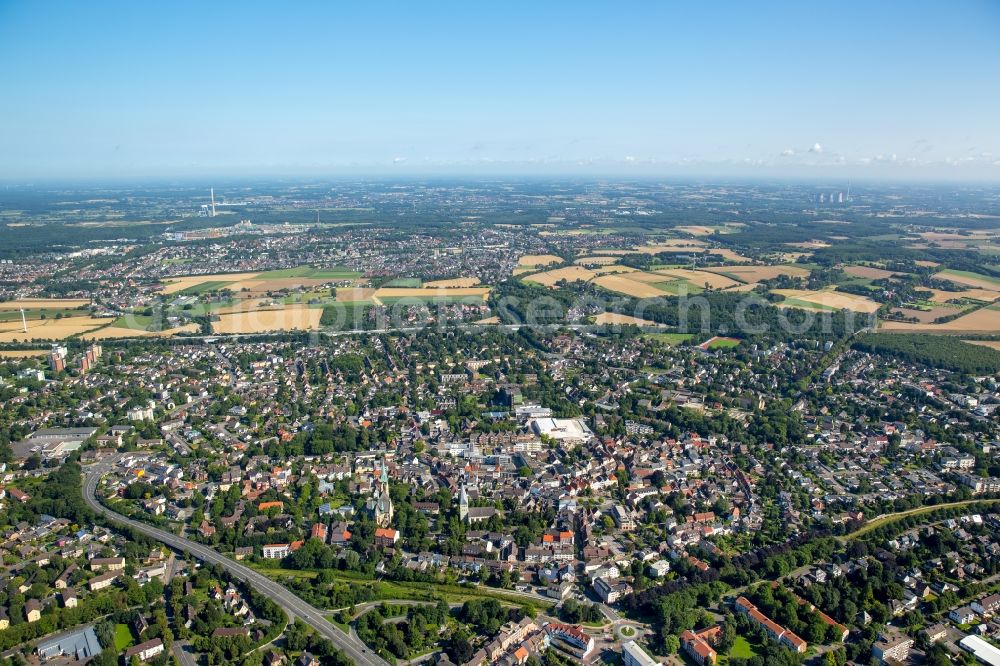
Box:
<box><xmin>1</xmin><ymin>1</ymin><xmax>998</xmax><ymax>180</ymax></box>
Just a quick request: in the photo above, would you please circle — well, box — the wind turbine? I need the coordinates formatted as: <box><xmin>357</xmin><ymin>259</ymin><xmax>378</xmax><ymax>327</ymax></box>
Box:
<box><xmin>20</xmin><ymin>308</ymin><xmax>28</xmax><ymax>333</ymax></box>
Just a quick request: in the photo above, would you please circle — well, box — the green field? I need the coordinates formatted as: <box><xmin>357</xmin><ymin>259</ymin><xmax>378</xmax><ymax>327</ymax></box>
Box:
<box><xmin>653</xmin><ymin>280</ymin><xmax>704</xmax><ymax>295</ymax></box>
<box><xmin>939</xmin><ymin>268</ymin><xmax>1000</xmax><ymax>288</ymax></box>
<box><xmin>642</xmin><ymin>332</ymin><xmax>693</xmax><ymax>345</ymax></box>
<box><xmin>257</xmin><ymin>266</ymin><xmax>361</xmax><ymax>280</ymax></box>
<box><xmin>114</xmin><ymin>623</ymin><xmax>134</xmax><ymax>651</ymax></box>
<box><xmin>777</xmin><ymin>297</ymin><xmax>838</xmax><ymax>312</ymax></box>
<box><xmin>383</xmin><ymin>277</ymin><xmax>422</xmax><ymax>288</ymax></box>
<box><xmin>705</xmin><ymin>336</ymin><xmax>741</xmax><ymax>349</ymax></box>
<box><xmin>111</xmin><ymin>314</ymin><xmax>154</xmax><ymax>330</ymax></box>
<box><xmin>0</xmin><ymin>307</ymin><xmax>87</xmax><ymax>322</ymax></box>
<box><xmin>179</xmin><ymin>280</ymin><xmax>233</xmax><ymax>295</ymax></box>
<box><xmin>729</xmin><ymin>636</ymin><xmax>756</xmax><ymax>659</ymax></box>
<box><xmin>251</xmin><ymin>564</ymin><xmax>551</xmax><ymax>611</ymax></box>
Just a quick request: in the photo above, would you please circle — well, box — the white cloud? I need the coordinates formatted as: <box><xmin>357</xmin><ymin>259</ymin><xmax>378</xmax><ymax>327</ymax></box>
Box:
<box><xmin>624</xmin><ymin>155</ymin><xmax>636</xmax><ymax>162</ymax></box>
<box><xmin>392</xmin><ymin>156</ymin><xmax>407</xmax><ymax>163</ymax></box>
<box><xmin>780</xmin><ymin>149</ymin><xmax>794</xmax><ymax>157</ymax></box>
<box><xmin>809</xmin><ymin>143</ymin><xmax>823</xmax><ymax>153</ymax></box>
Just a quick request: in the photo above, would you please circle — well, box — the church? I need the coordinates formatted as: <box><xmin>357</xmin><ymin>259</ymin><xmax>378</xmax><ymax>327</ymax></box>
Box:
<box><xmin>365</xmin><ymin>458</ymin><xmax>394</xmax><ymax>528</ymax></box>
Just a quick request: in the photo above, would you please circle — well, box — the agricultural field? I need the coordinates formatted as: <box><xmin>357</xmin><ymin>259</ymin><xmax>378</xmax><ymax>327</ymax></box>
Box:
<box><xmin>880</xmin><ymin>306</ymin><xmax>1000</xmax><ymax>333</ymax></box>
<box><xmin>0</xmin><ymin>315</ymin><xmax>113</xmax><ymax>342</ymax></box>
<box><xmin>335</xmin><ymin>288</ymin><xmax>378</xmax><ymax>303</ymax></box>
<box><xmin>593</xmin><ymin>312</ymin><xmax>666</xmax><ymax>327</ymax></box>
<box><xmin>925</xmin><ymin>287</ymin><xmax>1000</xmax><ymax>304</ymax></box>
<box><xmin>161</xmin><ymin>267</ymin><xmax>360</xmax><ymax>295</ymax></box>
<box><xmin>0</xmin><ymin>349</ymin><xmax>48</xmax><ymax>358</ymax></box>
<box><xmin>517</xmin><ymin>254</ymin><xmax>563</xmax><ymax>268</ymax></box>
<box><xmin>703</xmin><ymin>264</ymin><xmax>809</xmax><ymax>284</ymax></box>
<box><xmin>655</xmin><ymin>268</ymin><xmax>741</xmax><ymax>290</ymax></box>
<box><xmin>592</xmin><ymin>274</ymin><xmax>672</xmax><ymax>298</ymax></box>
<box><xmin>159</xmin><ymin>272</ymin><xmax>260</xmax><ymax>294</ymax></box>
<box><xmin>0</xmin><ymin>298</ymin><xmax>90</xmax><ymax>310</ymax></box>
<box><xmin>843</xmin><ymin>265</ymin><xmax>900</xmax><ymax>280</ymax></box>
<box><xmin>772</xmin><ymin>288</ymin><xmax>881</xmax><ymax>313</ymax></box>
<box><xmin>887</xmin><ymin>306</ymin><xmax>962</xmax><ymax>323</ymax></box>
<box><xmin>573</xmin><ymin>255</ymin><xmax>620</xmax><ymax>265</ymax></box>
<box><xmin>522</xmin><ymin>266</ymin><xmax>596</xmax><ymax>287</ymax></box>
<box><xmin>212</xmin><ymin>306</ymin><xmax>322</xmax><ymax>334</ymax></box>
<box><xmin>676</xmin><ymin>223</ymin><xmax>744</xmax><ymax>236</ymax></box>
<box><xmin>934</xmin><ymin>269</ymin><xmax>1000</xmax><ymax>291</ymax></box>
<box><xmin>964</xmin><ymin>340</ymin><xmax>1000</xmax><ymax>350</ymax></box>
<box><xmin>422</xmin><ymin>277</ymin><xmax>479</xmax><ymax>288</ymax></box>
<box><xmin>83</xmin><ymin>324</ymin><xmax>200</xmax><ymax>340</ymax></box>
<box><xmin>382</xmin><ymin>277</ymin><xmax>422</xmax><ymax>288</ymax></box>
<box><xmin>473</xmin><ymin>316</ymin><xmax>500</xmax><ymax>325</ymax></box>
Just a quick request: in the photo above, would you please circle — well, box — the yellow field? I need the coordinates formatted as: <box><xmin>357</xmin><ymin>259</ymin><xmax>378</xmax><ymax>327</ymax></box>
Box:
<box><xmin>0</xmin><ymin>298</ymin><xmax>90</xmax><ymax>310</ymax></box>
<box><xmin>592</xmin><ymin>274</ymin><xmax>670</xmax><ymax>298</ymax></box>
<box><xmin>964</xmin><ymin>340</ymin><xmax>1000</xmax><ymax>350</ymax></box>
<box><xmin>422</xmin><ymin>277</ymin><xmax>480</xmax><ymax>288</ymax></box>
<box><xmin>592</xmin><ymin>265</ymin><xmax>638</xmax><ymax>275</ymax></box>
<box><xmin>880</xmin><ymin>308</ymin><xmax>1000</xmax><ymax>333</ymax></box>
<box><xmin>772</xmin><ymin>289</ymin><xmax>881</xmax><ymax>313</ymax></box>
<box><xmin>517</xmin><ymin>254</ymin><xmax>563</xmax><ymax>268</ymax></box>
<box><xmin>707</xmin><ymin>248</ymin><xmax>752</xmax><ymax>262</ymax></box>
<box><xmin>926</xmin><ymin>288</ymin><xmax>1000</xmax><ymax>304</ymax></box>
<box><xmin>523</xmin><ymin>266</ymin><xmax>596</xmax><ymax>287</ymax></box>
<box><xmin>676</xmin><ymin>225</ymin><xmax>718</xmax><ymax>236</ymax></box>
<box><xmin>335</xmin><ymin>288</ymin><xmax>377</xmax><ymax>302</ymax></box>
<box><xmin>624</xmin><ymin>271</ymin><xmax>684</xmax><ymax>283</ymax></box>
<box><xmin>473</xmin><ymin>316</ymin><xmax>500</xmax><ymax>325</ymax></box>
<box><xmin>0</xmin><ymin>316</ymin><xmax>112</xmax><ymax>342</ymax></box>
<box><xmin>373</xmin><ymin>287</ymin><xmax>490</xmax><ymax>301</ymax></box>
<box><xmin>212</xmin><ymin>306</ymin><xmax>322</xmax><ymax>334</ymax></box>
<box><xmin>593</xmin><ymin>312</ymin><xmax>666</xmax><ymax>327</ymax></box>
<box><xmin>933</xmin><ymin>271</ymin><xmax>1000</xmax><ymax>292</ymax></box>
<box><xmin>915</xmin><ymin>260</ymin><xmax>940</xmax><ymax>268</ymax></box>
<box><xmin>655</xmin><ymin>268</ymin><xmax>741</xmax><ymax>290</ymax></box>
<box><xmin>0</xmin><ymin>349</ymin><xmax>48</xmax><ymax>357</ymax></box>
<box><xmin>160</xmin><ymin>272</ymin><xmax>261</xmax><ymax>294</ymax></box>
<box><xmin>83</xmin><ymin>324</ymin><xmax>200</xmax><ymax>340</ymax></box>
<box><xmin>704</xmin><ymin>265</ymin><xmax>809</xmax><ymax>283</ymax></box>
<box><xmin>574</xmin><ymin>255</ymin><xmax>620</xmax><ymax>265</ymax></box>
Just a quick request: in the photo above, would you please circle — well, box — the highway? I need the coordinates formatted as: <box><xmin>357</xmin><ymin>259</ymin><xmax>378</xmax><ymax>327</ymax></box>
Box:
<box><xmin>82</xmin><ymin>457</ymin><xmax>387</xmax><ymax>666</ymax></box>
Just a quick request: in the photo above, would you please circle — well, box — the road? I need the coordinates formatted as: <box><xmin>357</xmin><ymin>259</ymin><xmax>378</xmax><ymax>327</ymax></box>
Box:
<box><xmin>82</xmin><ymin>456</ymin><xmax>388</xmax><ymax>666</ymax></box>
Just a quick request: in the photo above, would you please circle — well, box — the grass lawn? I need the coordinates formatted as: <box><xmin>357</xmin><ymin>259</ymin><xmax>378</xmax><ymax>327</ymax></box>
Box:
<box><xmin>642</xmin><ymin>332</ymin><xmax>693</xmax><ymax>345</ymax></box>
<box><xmin>114</xmin><ymin>623</ymin><xmax>134</xmax><ymax>651</ymax></box>
<box><xmin>729</xmin><ymin>636</ymin><xmax>756</xmax><ymax>659</ymax></box>
<box><xmin>705</xmin><ymin>336</ymin><xmax>741</xmax><ymax>349</ymax></box>
<box><xmin>256</xmin><ymin>266</ymin><xmax>360</xmax><ymax>279</ymax></box>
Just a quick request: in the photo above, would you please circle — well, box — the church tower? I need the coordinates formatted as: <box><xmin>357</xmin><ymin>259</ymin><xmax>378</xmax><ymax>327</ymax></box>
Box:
<box><xmin>459</xmin><ymin>483</ymin><xmax>469</xmax><ymax>523</ymax></box>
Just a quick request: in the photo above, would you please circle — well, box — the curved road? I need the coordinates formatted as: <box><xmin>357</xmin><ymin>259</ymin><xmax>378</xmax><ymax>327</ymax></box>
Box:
<box><xmin>82</xmin><ymin>458</ymin><xmax>387</xmax><ymax>666</ymax></box>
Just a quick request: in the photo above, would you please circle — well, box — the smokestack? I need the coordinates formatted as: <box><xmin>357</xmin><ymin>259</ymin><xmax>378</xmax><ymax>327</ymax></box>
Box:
<box><xmin>210</xmin><ymin>188</ymin><xmax>216</xmax><ymax>217</ymax></box>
